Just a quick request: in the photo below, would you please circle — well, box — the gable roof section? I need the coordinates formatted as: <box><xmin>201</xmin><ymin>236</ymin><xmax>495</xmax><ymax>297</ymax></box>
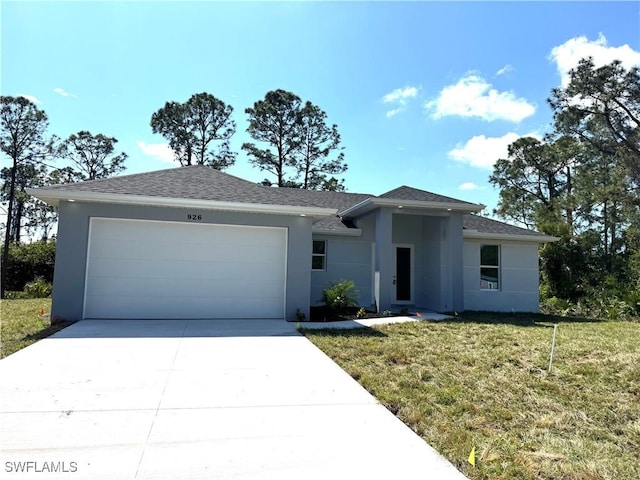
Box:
<box><xmin>33</xmin><ymin>165</ymin><xmax>301</xmax><ymax>205</ymax></box>
<box><xmin>380</xmin><ymin>186</ymin><xmax>471</xmax><ymax>204</ymax></box>
<box><xmin>338</xmin><ymin>186</ymin><xmax>483</xmax><ymax>219</ymax></box>
<box><xmin>27</xmin><ymin>165</ymin><xmax>336</xmax><ymax>218</ymax></box>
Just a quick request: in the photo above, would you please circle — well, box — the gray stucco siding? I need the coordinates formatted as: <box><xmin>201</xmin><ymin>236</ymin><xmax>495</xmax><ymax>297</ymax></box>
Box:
<box><xmin>311</xmin><ymin>233</ymin><xmax>374</xmax><ymax>309</ymax></box>
<box><xmin>327</xmin><ymin>211</ymin><xmax>467</xmax><ymax>314</ymax></box>
<box><xmin>463</xmin><ymin>240</ymin><xmax>541</xmax><ymax>312</ymax></box>
<box><xmin>51</xmin><ymin>201</ymin><xmax>313</xmax><ymax>321</ymax></box>
<box><xmin>390</xmin><ymin>213</ymin><xmax>464</xmax><ymax>312</ymax></box>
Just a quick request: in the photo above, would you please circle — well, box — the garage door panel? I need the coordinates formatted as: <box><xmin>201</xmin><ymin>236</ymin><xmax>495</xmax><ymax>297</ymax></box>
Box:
<box><xmin>86</xmin><ymin>265</ymin><xmax>284</xmax><ymax>288</ymax></box>
<box><xmin>87</xmin><ymin>259</ymin><xmax>249</xmax><ymax>279</ymax></box>
<box><xmin>85</xmin><ymin>276</ymin><xmax>284</xmax><ymax>300</ymax></box>
<box><xmin>84</xmin><ymin>219</ymin><xmax>286</xmax><ymax>319</ymax></box>
<box><xmin>85</xmin><ymin>295</ymin><xmax>279</xmax><ymax>319</ymax></box>
<box><xmin>88</xmin><ymin>239</ymin><xmax>220</xmax><ymax>262</ymax></box>
<box><xmin>89</xmin><ymin>239</ymin><xmax>284</xmax><ymax>263</ymax></box>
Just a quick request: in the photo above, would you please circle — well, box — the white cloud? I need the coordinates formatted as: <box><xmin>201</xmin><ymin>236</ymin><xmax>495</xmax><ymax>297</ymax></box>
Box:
<box><xmin>382</xmin><ymin>86</ymin><xmax>418</xmax><ymax>104</ymax></box>
<box><xmin>425</xmin><ymin>74</ymin><xmax>536</xmax><ymax>122</ymax></box>
<box><xmin>550</xmin><ymin>34</ymin><xmax>640</xmax><ymax>87</ymax></box>
<box><xmin>448</xmin><ymin>131</ymin><xmax>541</xmax><ymax>169</ymax></box>
<box><xmin>495</xmin><ymin>64</ymin><xmax>513</xmax><ymax>76</ymax></box>
<box><xmin>137</xmin><ymin>141</ymin><xmax>175</xmax><ymax>164</ymax></box>
<box><xmin>382</xmin><ymin>85</ymin><xmax>419</xmax><ymax>117</ymax></box>
<box><xmin>53</xmin><ymin>87</ymin><xmax>77</xmax><ymax>98</ymax></box>
<box><xmin>18</xmin><ymin>94</ymin><xmax>42</xmax><ymax>104</ymax></box>
<box><xmin>459</xmin><ymin>182</ymin><xmax>480</xmax><ymax>190</ymax></box>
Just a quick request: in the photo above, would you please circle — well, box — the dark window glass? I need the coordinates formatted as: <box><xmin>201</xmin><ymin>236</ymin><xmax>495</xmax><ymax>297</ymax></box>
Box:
<box><xmin>312</xmin><ymin>240</ymin><xmax>326</xmax><ymax>255</ymax></box>
<box><xmin>312</xmin><ymin>240</ymin><xmax>326</xmax><ymax>270</ymax></box>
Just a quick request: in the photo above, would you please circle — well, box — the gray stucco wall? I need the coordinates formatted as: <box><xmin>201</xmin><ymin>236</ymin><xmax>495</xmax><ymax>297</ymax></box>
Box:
<box><xmin>463</xmin><ymin>239</ymin><xmax>541</xmax><ymax>312</ymax></box>
<box><xmin>313</xmin><ymin>211</ymin><xmax>466</xmax><ymax>313</ymax></box>
<box><xmin>391</xmin><ymin>213</ymin><xmax>464</xmax><ymax>312</ymax></box>
<box><xmin>310</xmin><ymin>234</ymin><xmax>374</xmax><ymax>309</ymax></box>
<box><xmin>51</xmin><ymin>201</ymin><xmax>314</xmax><ymax>321</ymax></box>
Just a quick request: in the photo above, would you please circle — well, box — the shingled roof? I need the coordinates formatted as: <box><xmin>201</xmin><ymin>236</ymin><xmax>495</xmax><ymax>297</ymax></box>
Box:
<box><xmin>463</xmin><ymin>214</ymin><xmax>551</xmax><ymax>239</ymax></box>
<box><xmin>277</xmin><ymin>188</ymin><xmax>373</xmax><ymax>231</ymax></box>
<box><xmin>30</xmin><ymin>165</ymin><xmax>553</xmax><ymax>240</ymax></box>
<box><xmin>380</xmin><ymin>186</ymin><xmax>471</xmax><ymax>204</ymax></box>
<box><xmin>38</xmin><ymin>165</ymin><xmax>319</xmax><ymax>207</ymax></box>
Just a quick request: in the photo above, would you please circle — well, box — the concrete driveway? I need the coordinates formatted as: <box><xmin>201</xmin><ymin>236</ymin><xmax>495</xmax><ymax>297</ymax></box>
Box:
<box><xmin>0</xmin><ymin>320</ymin><xmax>468</xmax><ymax>479</ymax></box>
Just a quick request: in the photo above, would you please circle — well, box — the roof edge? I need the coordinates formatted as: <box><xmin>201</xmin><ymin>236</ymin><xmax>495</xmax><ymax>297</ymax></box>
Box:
<box><xmin>464</xmin><ymin>230</ymin><xmax>559</xmax><ymax>243</ymax></box>
<box><xmin>339</xmin><ymin>197</ymin><xmax>483</xmax><ymax>218</ymax></box>
<box><xmin>312</xmin><ymin>227</ymin><xmax>363</xmax><ymax>237</ymax></box>
<box><xmin>26</xmin><ymin>189</ymin><xmax>337</xmax><ymax>218</ymax></box>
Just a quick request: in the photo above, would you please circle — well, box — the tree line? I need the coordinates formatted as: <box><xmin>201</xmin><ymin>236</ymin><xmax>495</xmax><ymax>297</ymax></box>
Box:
<box><xmin>490</xmin><ymin>58</ymin><xmax>640</xmax><ymax>312</ymax></box>
<box><xmin>0</xmin><ymin>89</ymin><xmax>347</xmax><ymax>297</ymax></box>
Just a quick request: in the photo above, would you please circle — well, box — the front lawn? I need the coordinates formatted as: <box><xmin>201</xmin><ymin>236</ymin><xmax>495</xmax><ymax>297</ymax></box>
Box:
<box><xmin>303</xmin><ymin>313</ymin><xmax>640</xmax><ymax>480</ymax></box>
<box><xmin>0</xmin><ymin>298</ymin><xmax>73</xmax><ymax>359</ymax></box>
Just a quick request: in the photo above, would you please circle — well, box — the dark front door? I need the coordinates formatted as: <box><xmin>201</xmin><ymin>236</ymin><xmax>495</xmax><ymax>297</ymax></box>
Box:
<box><xmin>395</xmin><ymin>246</ymin><xmax>412</xmax><ymax>302</ymax></box>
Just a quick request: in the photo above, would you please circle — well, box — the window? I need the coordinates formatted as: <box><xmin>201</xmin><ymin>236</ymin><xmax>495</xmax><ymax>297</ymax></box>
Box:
<box><xmin>312</xmin><ymin>240</ymin><xmax>326</xmax><ymax>271</ymax></box>
<box><xmin>480</xmin><ymin>245</ymin><xmax>500</xmax><ymax>290</ymax></box>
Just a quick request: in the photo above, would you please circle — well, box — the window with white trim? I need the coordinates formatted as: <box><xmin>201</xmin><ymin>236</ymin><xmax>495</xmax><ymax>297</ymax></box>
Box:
<box><xmin>312</xmin><ymin>240</ymin><xmax>327</xmax><ymax>271</ymax></box>
<box><xmin>480</xmin><ymin>245</ymin><xmax>500</xmax><ymax>290</ymax></box>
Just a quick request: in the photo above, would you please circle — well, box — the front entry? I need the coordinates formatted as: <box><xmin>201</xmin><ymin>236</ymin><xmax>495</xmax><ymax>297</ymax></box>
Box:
<box><xmin>394</xmin><ymin>245</ymin><xmax>413</xmax><ymax>303</ymax></box>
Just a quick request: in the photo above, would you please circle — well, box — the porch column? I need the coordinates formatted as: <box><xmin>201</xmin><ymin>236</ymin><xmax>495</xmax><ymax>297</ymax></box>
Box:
<box><xmin>442</xmin><ymin>214</ymin><xmax>464</xmax><ymax>312</ymax></box>
<box><xmin>374</xmin><ymin>208</ymin><xmax>393</xmax><ymax>312</ymax></box>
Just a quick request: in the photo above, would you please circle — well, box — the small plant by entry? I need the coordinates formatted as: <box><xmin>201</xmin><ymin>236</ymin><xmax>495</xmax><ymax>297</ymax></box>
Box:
<box><xmin>321</xmin><ymin>279</ymin><xmax>359</xmax><ymax>316</ymax></box>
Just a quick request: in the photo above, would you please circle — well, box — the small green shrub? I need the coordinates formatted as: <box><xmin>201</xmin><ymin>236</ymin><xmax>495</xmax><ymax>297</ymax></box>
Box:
<box><xmin>382</xmin><ymin>310</ymin><xmax>392</xmax><ymax>317</ymax></box>
<box><xmin>4</xmin><ymin>278</ymin><xmax>53</xmax><ymax>300</ymax></box>
<box><xmin>540</xmin><ymin>296</ymin><xmax>573</xmax><ymax>316</ymax></box>
<box><xmin>356</xmin><ymin>307</ymin><xmax>367</xmax><ymax>319</ymax></box>
<box><xmin>541</xmin><ymin>292</ymin><xmax>637</xmax><ymax>321</ymax></box>
<box><xmin>23</xmin><ymin>277</ymin><xmax>53</xmax><ymax>298</ymax></box>
<box><xmin>321</xmin><ymin>279</ymin><xmax>359</xmax><ymax>315</ymax></box>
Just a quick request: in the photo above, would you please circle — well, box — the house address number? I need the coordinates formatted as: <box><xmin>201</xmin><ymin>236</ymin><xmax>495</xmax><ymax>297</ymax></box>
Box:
<box><xmin>187</xmin><ymin>214</ymin><xmax>202</xmax><ymax>221</ymax></box>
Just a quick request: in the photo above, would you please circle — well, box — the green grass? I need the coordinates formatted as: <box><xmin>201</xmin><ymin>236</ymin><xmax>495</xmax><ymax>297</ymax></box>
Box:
<box><xmin>303</xmin><ymin>313</ymin><xmax>640</xmax><ymax>480</ymax></box>
<box><xmin>0</xmin><ymin>298</ymin><xmax>73</xmax><ymax>359</ymax></box>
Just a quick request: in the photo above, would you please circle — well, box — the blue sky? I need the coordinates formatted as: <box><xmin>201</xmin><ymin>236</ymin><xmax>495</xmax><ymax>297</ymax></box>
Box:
<box><xmin>2</xmin><ymin>1</ymin><xmax>640</xmax><ymax>214</ymax></box>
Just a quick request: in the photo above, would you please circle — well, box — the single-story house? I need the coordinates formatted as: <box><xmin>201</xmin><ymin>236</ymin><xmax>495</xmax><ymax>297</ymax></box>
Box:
<box><xmin>27</xmin><ymin>165</ymin><xmax>557</xmax><ymax>321</ymax></box>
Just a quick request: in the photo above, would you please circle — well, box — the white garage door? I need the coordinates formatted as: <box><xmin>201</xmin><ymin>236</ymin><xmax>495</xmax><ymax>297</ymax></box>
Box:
<box><xmin>84</xmin><ymin>218</ymin><xmax>287</xmax><ymax>319</ymax></box>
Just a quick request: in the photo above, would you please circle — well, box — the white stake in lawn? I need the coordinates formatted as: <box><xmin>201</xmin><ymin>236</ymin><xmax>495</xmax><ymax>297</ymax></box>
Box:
<box><xmin>548</xmin><ymin>324</ymin><xmax>559</xmax><ymax>373</ymax></box>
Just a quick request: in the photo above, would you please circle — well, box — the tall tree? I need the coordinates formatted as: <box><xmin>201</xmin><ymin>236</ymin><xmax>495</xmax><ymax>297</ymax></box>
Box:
<box><xmin>489</xmin><ymin>136</ymin><xmax>578</xmax><ymax>233</ymax></box>
<box><xmin>57</xmin><ymin>131</ymin><xmax>127</xmax><ymax>180</ymax></box>
<box><xmin>549</xmin><ymin>58</ymin><xmax>640</xmax><ymax>292</ymax></box>
<box><xmin>150</xmin><ymin>92</ymin><xmax>236</xmax><ymax>169</ymax></box>
<box><xmin>0</xmin><ymin>163</ymin><xmax>48</xmax><ymax>243</ymax></box>
<box><xmin>574</xmin><ymin>143</ymin><xmax>634</xmax><ymax>275</ymax></box>
<box><xmin>0</xmin><ymin>96</ymin><xmax>51</xmax><ymax>298</ymax></box>
<box><xmin>297</xmin><ymin>102</ymin><xmax>347</xmax><ymax>191</ymax></box>
<box><xmin>243</xmin><ymin>90</ymin><xmax>348</xmax><ymax>190</ymax></box>
<box><xmin>549</xmin><ymin>58</ymin><xmax>640</xmax><ymax>183</ymax></box>
<box><xmin>243</xmin><ymin>89</ymin><xmax>302</xmax><ymax>187</ymax></box>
